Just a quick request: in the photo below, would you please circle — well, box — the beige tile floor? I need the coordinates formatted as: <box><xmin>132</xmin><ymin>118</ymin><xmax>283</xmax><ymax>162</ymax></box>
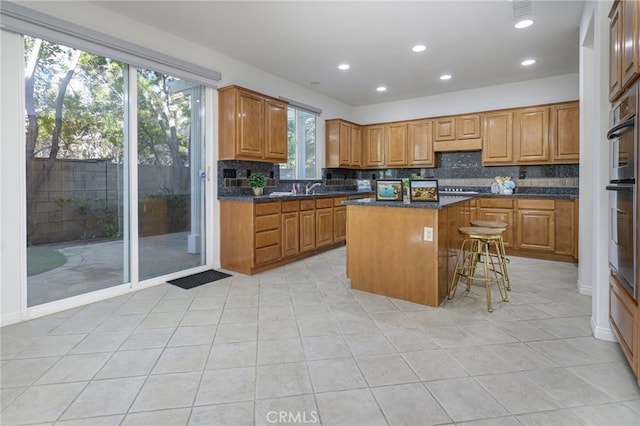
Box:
<box><xmin>2</xmin><ymin>247</ymin><xmax>639</xmax><ymax>425</ymax></box>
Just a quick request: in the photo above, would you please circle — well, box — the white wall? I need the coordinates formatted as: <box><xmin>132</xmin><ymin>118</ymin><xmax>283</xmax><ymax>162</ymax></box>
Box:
<box><xmin>579</xmin><ymin>1</ymin><xmax>616</xmax><ymax>342</ymax></box>
<box><xmin>355</xmin><ymin>74</ymin><xmax>579</xmax><ymax>124</ymax></box>
<box><xmin>0</xmin><ymin>30</ymin><xmax>26</xmax><ymax>325</ymax></box>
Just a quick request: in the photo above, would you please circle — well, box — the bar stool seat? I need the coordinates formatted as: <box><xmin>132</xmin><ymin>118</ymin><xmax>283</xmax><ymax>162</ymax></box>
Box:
<box><xmin>470</xmin><ymin>220</ymin><xmax>511</xmax><ymax>291</ymax></box>
<box><xmin>449</xmin><ymin>226</ymin><xmax>509</xmax><ymax>312</ymax></box>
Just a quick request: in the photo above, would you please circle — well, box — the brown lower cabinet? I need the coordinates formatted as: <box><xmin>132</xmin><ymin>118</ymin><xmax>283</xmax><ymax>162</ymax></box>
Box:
<box><xmin>315</xmin><ymin>198</ymin><xmax>334</xmax><ymax>248</ymax></box>
<box><xmin>609</xmin><ymin>271</ymin><xmax>640</xmax><ymax>386</ymax></box>
<box><xmin>474</xmin><ymin>197</ymin><xmax>578</xmax><ymax>262</ymax></box>
<box><xmin>220</xmin><ymin>195</ymin><xmax>352</xmax><ymax>275</ymax></box>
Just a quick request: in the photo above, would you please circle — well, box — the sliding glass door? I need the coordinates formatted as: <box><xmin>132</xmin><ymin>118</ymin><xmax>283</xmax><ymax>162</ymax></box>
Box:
<box><xmin>137</xmin><ymin>70</ymin><xmax>206</xmax><ymax>280</ymax></box>
<box><xmin>25</xmin><ymin>37</ymin><xmax>206</xmax><ymax>307</ymax></box>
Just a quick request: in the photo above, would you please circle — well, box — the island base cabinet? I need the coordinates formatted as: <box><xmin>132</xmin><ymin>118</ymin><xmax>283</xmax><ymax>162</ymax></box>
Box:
<box><xmin>346</xmin><ymin>201</ymin><xmax>469</xmax><ymax>307</ymax></box>
<box><xmin>347</xmin><ymin>206</ymin><xmax>441</xmax><ymax>306</ymax></box>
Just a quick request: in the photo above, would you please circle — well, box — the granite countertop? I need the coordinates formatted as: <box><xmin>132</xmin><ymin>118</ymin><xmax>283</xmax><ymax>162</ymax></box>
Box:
<box><xmin>218</xmin><ymin>190</ymin><xmax>578</xmax><ymax>203</ymax></box>
<box><xmin>474</xmin><ymin>192</ymin><xmax>578</xmax><ymax>199</ymax></box>
<box><xmin>343</xmin><ymin>195</ymin><xmax>474</xmax><ymax>210</ymax></box>
<box><xmin>218</xmin><ymin>190</ymin><xmax>373</xmax><ymax>202</ymax></box>
<box><xmin>342</xmin><ymin>191</ymin><xmax>578</xmax><ymax>210</ymax></box>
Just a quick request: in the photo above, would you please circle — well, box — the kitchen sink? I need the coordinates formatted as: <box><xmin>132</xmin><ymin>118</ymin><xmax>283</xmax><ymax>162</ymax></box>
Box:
<box><xmin>269</xmin><ymin>192</ymin><xmax>296</xmax><ymax>197</ymax></box>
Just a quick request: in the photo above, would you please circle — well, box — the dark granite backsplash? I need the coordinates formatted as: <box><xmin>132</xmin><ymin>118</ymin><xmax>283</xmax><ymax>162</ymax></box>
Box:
<box><xmin>218</xmin><ymin>151</ymin><xmax>579</xmax><ymax>197</ymax></box>
<box><xmin>430</xmin><ymin>151</ymin><xmax>578</xmax><ymax>179</ymax></box>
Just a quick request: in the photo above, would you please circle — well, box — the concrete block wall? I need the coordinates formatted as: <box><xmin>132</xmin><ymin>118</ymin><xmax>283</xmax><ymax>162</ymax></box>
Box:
<box><xmin>27</xmin><ymin>159</ymin><xmax>191</xmax><ymax>245</ymax></box>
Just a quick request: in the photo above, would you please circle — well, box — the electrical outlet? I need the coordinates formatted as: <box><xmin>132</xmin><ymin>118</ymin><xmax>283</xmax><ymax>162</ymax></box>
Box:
<box><xmin>423</xmin><ymin>227</ymin><xmax>433</xmax><ymax>242</ymax></box>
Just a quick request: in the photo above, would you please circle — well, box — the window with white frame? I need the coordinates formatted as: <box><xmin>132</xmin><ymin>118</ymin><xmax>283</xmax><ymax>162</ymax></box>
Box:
<box><xmin>280</xmin><ymin>106</ymin><xmax>318</xmax><ymax>180</ymax></box>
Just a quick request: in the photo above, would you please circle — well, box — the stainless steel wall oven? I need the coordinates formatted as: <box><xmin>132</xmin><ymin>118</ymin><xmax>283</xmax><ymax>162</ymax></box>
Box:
<box><xmin>607</xmin><ymin>82</ymin><xmax>638</xmax><ymax>300</ymax></box>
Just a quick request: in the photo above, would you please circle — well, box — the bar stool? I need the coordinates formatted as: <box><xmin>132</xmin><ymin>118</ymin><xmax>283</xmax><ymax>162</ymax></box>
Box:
<box><xmin>449</xmin><ymin>226</ymin><xmax>509</xmax><ymax>312</ymax></box>
<box><xmin>470</xmin><ymin>220</ymin><xmax>511</xmax><ymax>291</ymax></box>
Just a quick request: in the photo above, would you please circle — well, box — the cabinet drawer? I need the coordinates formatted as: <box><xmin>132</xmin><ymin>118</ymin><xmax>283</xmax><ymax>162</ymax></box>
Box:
<box><xmin>255</xmin><ymin>244</ymin><xmax>281</xmax><ymax>265</ymax></box>
<box><xmin>255</xmin><ymin>202</ymin><xmax>281</xmax><ymax>216</ymax></box>
<box><xmin>255</xmin><ymin>214</ymin><xmax>280</xmax><ymax>232</ymax></box>
<box><xmin>281</xmin><ymin>200</ymin><xmax>299</xmax><ymax>213</ymax></box>
<box><xmin>517</xmin><ymin>199</ymin><xmax>555</xmax><ymax>210</ymax></box>
<box><xmin>255</xmin><ymin>229</ymin><xmax>280</xmax><ymax>248</ymax></box>
<box><xmin>316</xmin><ymin>198</ymin><xmax>333</xmax><ymax>209</ymax></box>
<box><xmin>479</xmin><ymin>198</ymin><xmax>514</xmax><ymax>209</ymax></box>
<box><xmin>300</xmin><ymin>199</ymin><xmax>315</xmax><ymax>211</ymax></box>
<box><xmin>333</xmin><ymin>196</ymin><xmax>348</xmax><ymax>206</ymax></box>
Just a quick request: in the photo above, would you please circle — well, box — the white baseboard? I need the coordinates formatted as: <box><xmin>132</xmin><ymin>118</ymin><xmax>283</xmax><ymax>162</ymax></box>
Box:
<box><xmin>0</xmin><ymin>311</ymin><xmax>22</xmax><ymax>327</ymax></box>
<box><xmin>591</xmin><ymin>317</ymin><xmax>617</xmax><ymax>342</ymax></box>
<box><xmin>577</xmin><ymin>278</ymin><xmax>592</xmax><ymax>296</ymax></box>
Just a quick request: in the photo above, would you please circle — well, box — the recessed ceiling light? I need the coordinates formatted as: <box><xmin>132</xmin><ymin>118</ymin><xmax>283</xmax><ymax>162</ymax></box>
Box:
<box><xmin>521</xmin><ymin>59</ymin><xmax>536</xmax><ymax>66</ymax></box>
<box><xmin>412</xmin><ymin>44</ymin><xmax>426</xmax><ymax>53</ymax></box>
<box><xmin>515</xmin><ymin>19</ymin><xmax>534</xmax><ymax>29</ymax></box>
<box><xmin>338</xmin><ymin>63</ymin><xmax>350</xmax><ymax>70</ymax></box>
<box><xmin>376</xmin><ymin>86</ymin><xmax>387</xmax><ymax>92</ymax></box>
<box><xmin>440</xmin><ymin>74</ymin><xmax>452</xmax><ymax>80</ymax></box>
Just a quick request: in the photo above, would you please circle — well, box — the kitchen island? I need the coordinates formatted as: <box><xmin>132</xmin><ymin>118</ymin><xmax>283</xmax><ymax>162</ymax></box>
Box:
<box><xmin>344</xmin><ymin>196</ymin><xmax>472</xmax><ymax>307</ymax></box>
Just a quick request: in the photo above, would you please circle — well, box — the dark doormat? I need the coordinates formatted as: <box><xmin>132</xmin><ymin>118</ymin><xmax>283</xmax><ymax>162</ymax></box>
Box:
<box><xmin>168</xmin><ymin>269</ymin><xmax>232</xmax><ymax>290</ymax></box>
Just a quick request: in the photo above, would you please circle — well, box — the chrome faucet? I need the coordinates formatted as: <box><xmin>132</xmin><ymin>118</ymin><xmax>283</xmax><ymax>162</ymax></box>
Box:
<box><xmin>305</xmin><ymin>182</ymin><xmax>321</xmax><ymax>195</ymax></box>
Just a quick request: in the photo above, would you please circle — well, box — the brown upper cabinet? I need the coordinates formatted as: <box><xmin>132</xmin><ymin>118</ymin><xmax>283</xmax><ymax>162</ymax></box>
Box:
<box><xmin>513</xmin><ymin>106</ymin><xmax>550</xmax><ymax>163</ymax></box>
<box><xmin>551</xmin><ymin>102</ymin><xmax>580</xmax><ymax>163</ymax></box>
<box><xmin>363</xmin><ymin>124</ymin><xmax>385</xmax><ymax>168</ymax></box>
<box><xmin>360</xmin><ymin>120</ymin><xmax>433</xmax><ymax>168</ymax></box>
<box><xmin>610</xmin><ymin>0</ymin><xmax>640</xmax><ymax>102</ymax></box>
<box><xmin>219</xmin><ymin>85</ymin><xmax>288</xmax><ymax>163</ymax></box>
<box><xmin>483</xmin><ymin>101</ymin><xmax>579</xmax><ymax>166</ymax></box>
<box><xmin>408</xmin><ymin>120</ymin><xmax>435</xmax><ymax>167</ymax></box>
<box><xmin>433</xmin><ymin>114</ymin><xmax>482</xmax><ymax>152</ymax></box>
<box><xmin>385</xmin><ymin>122</ymin><xmax>409</xmax><ymax>167</ymax></box>
<box><xmin>336</xmin><ymin>120</ymin><xmax>434</xmax><ymax>168</ymax></box>
<box><xmin>327</xmin><ymin>100</ymin><xmax>578</xmax><ymax>169</ymax></box>
<box><xmin>482</xmin><ymin>111</ymin><xmax>513</xmax><ymax>165</ymax></box>
<box><xmin>325</xmin><ymin>119</ymin><xmax>362</xmax><ymax>168</ymax></box>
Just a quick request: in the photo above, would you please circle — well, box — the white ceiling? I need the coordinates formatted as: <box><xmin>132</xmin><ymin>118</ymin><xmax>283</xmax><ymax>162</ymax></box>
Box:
<box><xmin>93</xmin><ymin>0</ymin><xmax>585</xmax><ymax>107</ymax></box>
